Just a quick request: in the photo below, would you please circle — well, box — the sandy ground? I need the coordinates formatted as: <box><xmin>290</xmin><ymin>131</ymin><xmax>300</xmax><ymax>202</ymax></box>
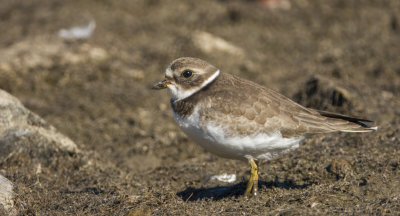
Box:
<box><xmin>0</xmin><ymin>0</ymin><xmax>399</xmax><ymax>215</ymax></box>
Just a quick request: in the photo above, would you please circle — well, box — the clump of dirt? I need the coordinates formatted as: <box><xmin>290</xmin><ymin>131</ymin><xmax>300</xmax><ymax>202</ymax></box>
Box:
<box><xmin>0</xmin><ymin>0</ymin><xmax>399</xmax><ymax>214</ymax></box>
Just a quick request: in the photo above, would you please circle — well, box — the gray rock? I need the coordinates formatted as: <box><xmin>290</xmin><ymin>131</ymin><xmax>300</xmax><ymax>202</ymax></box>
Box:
<box><xmin>0</xmin><ymin>89</ymin><xmax>78</xmax><ymax>154</ymax></box>
<box><xmin>0</xmin><ymin>174</ymin><xmax>15</xmax><ymax>216</ymax></box>
<box><xmin>0</xmin><ymin>89</ymin><xmax>80</xmax><ymax>215</ymax></box>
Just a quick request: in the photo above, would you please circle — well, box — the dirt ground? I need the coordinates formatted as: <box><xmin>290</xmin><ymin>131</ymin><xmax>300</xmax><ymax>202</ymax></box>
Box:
<box><xmin>0</xmin><ymin>0</ymin><xmax>399</xmax><ymax>215</ymax></box>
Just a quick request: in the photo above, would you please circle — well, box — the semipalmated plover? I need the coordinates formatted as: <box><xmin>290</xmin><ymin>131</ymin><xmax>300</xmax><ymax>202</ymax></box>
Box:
<box><xmin>153</xmin><ymin>57</ymin><xmax>377</xmax><ymax>197</ymax></box>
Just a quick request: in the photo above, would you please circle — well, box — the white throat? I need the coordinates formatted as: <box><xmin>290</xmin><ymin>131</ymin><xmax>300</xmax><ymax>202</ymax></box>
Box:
<box><xmin>168</xmin><ymin>69</ymin><xmax>220</xmax><ymax>101</ymax></box>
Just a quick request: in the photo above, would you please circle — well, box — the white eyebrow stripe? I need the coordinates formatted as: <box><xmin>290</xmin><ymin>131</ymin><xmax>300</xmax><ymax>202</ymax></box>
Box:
<box><xmin>172</xmin><ymin>69</ymin><xmax>220</xmax><ymax>102</ymax></box>
<box><xmin>200</xmin><ymin>69</ymin><xmax>220</xmax><ymax>89</ymax></box>
<box><xmin>165</xmin><ymin>68</ymin><xmax>173</xmax><ymax>78</ymax></box>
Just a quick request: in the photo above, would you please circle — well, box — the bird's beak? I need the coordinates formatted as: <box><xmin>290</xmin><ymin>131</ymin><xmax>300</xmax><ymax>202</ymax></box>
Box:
<box><xmin>152</xmin><ymin>80</ymin><xmax>170</xmax><ymax>90</ymax></box>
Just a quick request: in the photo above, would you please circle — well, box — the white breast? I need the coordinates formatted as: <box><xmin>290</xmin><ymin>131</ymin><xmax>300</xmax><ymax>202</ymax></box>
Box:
<box><xmin>173</xmin><ymin>106</ymin><xmax>303</xmax><ymax>161</ymax></box>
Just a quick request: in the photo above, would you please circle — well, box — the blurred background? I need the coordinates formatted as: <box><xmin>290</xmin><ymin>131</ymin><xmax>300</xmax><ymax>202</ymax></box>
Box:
<box><xmin>0</xmin><ymin>0</ymin><xmax>399</xmax><ymax>215</ymax></box>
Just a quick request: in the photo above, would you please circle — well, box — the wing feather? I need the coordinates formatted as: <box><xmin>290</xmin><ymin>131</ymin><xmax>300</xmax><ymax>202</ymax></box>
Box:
<box><xmin>195</xmin><ymin>73</ymin><xmax>376</xmax><ymax>138</ymax></box>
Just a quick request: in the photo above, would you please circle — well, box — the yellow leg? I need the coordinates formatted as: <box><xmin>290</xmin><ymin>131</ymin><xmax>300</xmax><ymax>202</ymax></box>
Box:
<box><xmin>253</xmin><ymin>160</ymin><xmax>259</xmax><ymax>196</ymax></box>
<box><xmin>244</xmin><ymin>158</ymin><xmax>259</xmax><ymax>197</ymax></box>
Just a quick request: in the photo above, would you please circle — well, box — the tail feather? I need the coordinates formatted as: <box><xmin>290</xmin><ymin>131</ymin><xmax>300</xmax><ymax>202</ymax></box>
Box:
<box><xmin>340</xmin><ymin>127</ymin><xmax>378</xmax><ymax>133</ymax></box>
<box><xmin>315</xmin><ymin>110</ymin><xmax>377</xmax><ymax>132</ymax></box>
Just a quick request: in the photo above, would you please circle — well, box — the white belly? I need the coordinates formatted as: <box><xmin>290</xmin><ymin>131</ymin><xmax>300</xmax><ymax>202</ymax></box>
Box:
<box><xmin>173</xmin><ymin>107</ymin><xmax>303</xmax><ymax>161</ymax></box>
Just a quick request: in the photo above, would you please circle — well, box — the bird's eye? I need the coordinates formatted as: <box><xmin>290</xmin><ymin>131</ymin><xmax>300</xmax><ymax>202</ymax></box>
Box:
<box><xmin>181</xmin><ymin>70</ymin><xmax>193</xmax><ymax>78</ymax></box>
